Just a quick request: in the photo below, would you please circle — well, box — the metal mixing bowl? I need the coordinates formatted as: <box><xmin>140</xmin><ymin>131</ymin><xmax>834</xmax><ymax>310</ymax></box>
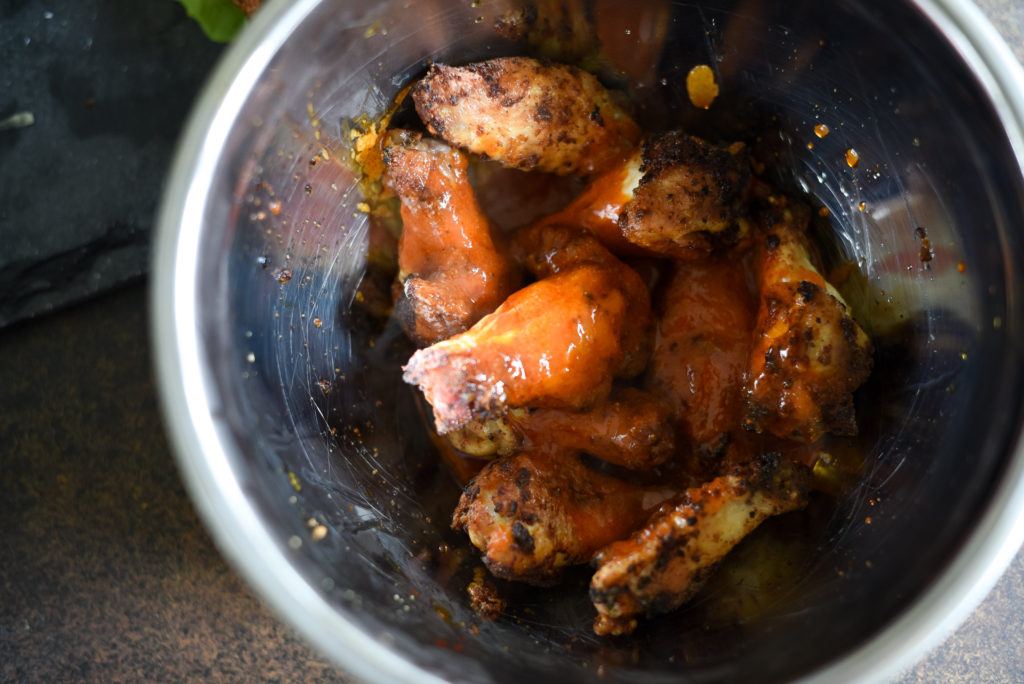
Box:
<box><xmin>153</xmin><ymin>0</ymin><xmax>1024</xmax><ymax>681</ymax></box>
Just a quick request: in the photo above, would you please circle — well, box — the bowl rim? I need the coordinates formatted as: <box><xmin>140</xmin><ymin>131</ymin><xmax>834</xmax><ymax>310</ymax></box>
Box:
<box><xmin>151</xmin><ymin>0</ymin><xmax>1024</xmax><ymax>682</ymax></box>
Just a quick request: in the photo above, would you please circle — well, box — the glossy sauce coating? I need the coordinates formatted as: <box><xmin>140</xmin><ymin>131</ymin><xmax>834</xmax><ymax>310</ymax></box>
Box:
<box><xmin>647</xmin><ymin>256</ymin><xmax>756</xmax><ymax>451</ymax></box>
<box><xmin>384</xmin><ymin>129</ymin><xmax>518</xmax><ymax>345</ymax></box>
<box><xmin>743</xmin><ymin>203</ymin><xmax>873</xmax><ymax>441</ymax></box>
<box><xmin>404</xmin><ymin>263</ymin><xmax>644</xmax><ymax>434</ymax></box>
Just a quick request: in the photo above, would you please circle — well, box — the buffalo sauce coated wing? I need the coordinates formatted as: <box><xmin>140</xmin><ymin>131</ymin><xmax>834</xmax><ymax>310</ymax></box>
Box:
<box><xmin>589</xmin><ymin>454</ymin><xmax>812</xmax><ymax>635</ymax></box>
<box><xmin>743</xmin><ymin>203</ymin><xmax>873</xmax><ymax>442</ymax></box>
<box><xmin>646</xmin><ymin>256</ymin><xmax>756</xmax><ymax>456</ymax></box>
<box><xmin>513</xmin><ymin>224</ymin><xmax>652</xmax><ymax>377</ymax></box>
<box><xmin>383</xmin><ymin>129</ymin><xmax>518</xmax><ymax>346</ymax></box>
<box><xmin>453</xmin><ymin>448</ymin><xmax>675</xmax><ymax>585</ymax></box>
<box><xmin>412</xmin><ymin>56</ymin><xmax>640</xmax><ymax>176</ymax></box>
<box><xmin>446</xmin><ymin>387</ymin><xmax>675</xmax><ymax>470</ymax></box>
<box><xmin>404</xmin><ymin>263</ymin><xmax>647</xmax><ymax>434</ymax></box>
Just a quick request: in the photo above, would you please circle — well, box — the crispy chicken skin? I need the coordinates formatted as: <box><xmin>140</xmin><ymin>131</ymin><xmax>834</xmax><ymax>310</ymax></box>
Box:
<box><xmin>589</xmin><ymin>454</ymin><xmax>812</xmax><ymax>635</ymax></box>
<box><xmin>453</xmin><ymin>448</ymin><xmax>674</xmax><ymax>585</ymax></box>
<box><xmin>404</xmin><ymin>263</ymin><xmax>646</xmax><ymax>433</ymax></box>
<box><xmin>446</xmin><ymin>387</ymin><xmax>675</xmax><ymax>470</ymax></box>
<box><xmin>412</xmin><ymin>57</ymin><xmax>641</xmax><ymax>176</ymax></box>
<box><xmin>383</xmin><ymin>129</ymin><xmax>518</xmax><ymax>346</ymax></box>
<box><xmin>646</xmin><ymin>257</ymin><xmax>756</xmax><ymax>453</ymax></box>
<box><xmin>743</xmin><ymin>203</ymin><xmax>873</xmax><ymax>442</ymax></box>
<box><xmin>513</xmin><ymin>224</ymin><xmax>653</xmax><ymax>377</ymax></box>
<box><xmin>619</xmin><ymin>132</ymin><xmax>751</xmax><ymax>257</ymax></box>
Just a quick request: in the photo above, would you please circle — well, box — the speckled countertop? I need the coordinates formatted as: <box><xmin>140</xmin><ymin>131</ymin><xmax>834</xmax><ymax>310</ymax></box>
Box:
<box><xmin>1</xmin><ymin>1</ymin><xmax>1023</xmax><ymax>682</ymax></box>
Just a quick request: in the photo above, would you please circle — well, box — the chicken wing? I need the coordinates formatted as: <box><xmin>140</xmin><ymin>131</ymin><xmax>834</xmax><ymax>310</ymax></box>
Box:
<box><xmin>453</xmin><ymin>448</ymin><xmax>675</xmax><ymax>585</ymax></box>
<box><xmin>512</xmin><ymin>223</ymin><xmax>652</xmax><ymax>376</ymax></box>
<box><xmin>646</xmin><ymin>256</ymin><xmax>756</xmax><ymax>455</ymax></box>
<box><xmin>619</xmin><ymin>132</ymin><xmax>751</xmax><ymax>257</ymax></box>
<box><xmin>743</xmin><ymin>202</ymin><xmax>873</xmax><ymax>442</ymax></box>
<box><xmin>445</xmin><ymin>387</ymin><xmax>675</xmax><ymax>470</ymax></box>
<box><xmin>383</xmin><ymin>129</ymin><xmax>518</xmax><ymax>345</ymax></box>
<box><xmin>412</xmin><ymin>57</ymin><xmax>640</xmax><ymax>176</ymax></box>
<box><xmin>589</xmin><ymin>453</ymin><xmax>811</xmax><ymax>635</ymax></box>
<box><xmin>404</xmin><ymin>262</ymin><xmax>645</xmax><ymax>433</ymax></box>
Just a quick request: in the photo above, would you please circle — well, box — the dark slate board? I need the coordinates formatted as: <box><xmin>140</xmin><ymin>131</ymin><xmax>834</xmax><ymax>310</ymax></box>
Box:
<box><xmin>0</xmin><ymin>0</ymin><xmax>225</xmax><ymax>327</ymax></box>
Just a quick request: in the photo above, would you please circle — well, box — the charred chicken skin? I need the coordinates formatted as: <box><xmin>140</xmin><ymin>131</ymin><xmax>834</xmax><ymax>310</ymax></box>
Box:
<box><xmin>403</xmin><ymin>262</ymin><xmax>647</xmax><ymax>434</ymax></box>
<box><xmin>743</xmin><ymin>202</ymin><xmax>873</xmax><ymax>442</ymax></box>
<box><xmin>383</xmin><ymin>129</ymin><xmax>518</xmax><ymax>346</ymax></box>
<box><xmin>453</xmin><ymin>448</ymin><xmax>675</xmax><ymax>585</ymax></box>
<box><xmin>589</xmin><ymin>454</ymin><xmax>812</xmax><ymax>635</ymax></box>
<box><xmin>619</xmin><ymin>132</ymin><xmax>751</xmax><ymax>257</ymax></box>
<box><xmin>646</xmin><ymin>256</ymin><xmax>756</xmax><ymax>456</ymax></box>
<box><xmin>445</xmin><ymin>387</ymin><xmax>675</xmax><ymax>470</ymax></box>
<box><xmin>412</xmin><ymin>56</ymin><xmax>640</xmax><ymax>176</ymax></box>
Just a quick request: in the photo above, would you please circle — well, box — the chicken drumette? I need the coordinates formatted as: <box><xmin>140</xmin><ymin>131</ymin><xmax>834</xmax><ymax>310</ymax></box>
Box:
<box><xmin>743</xmin><ymin>202</ymin><xmax>873</xmax><ymax>442</ymax></box>
<box><xmin>646</xmin><ymin>256</ymin><xmax>756</xmax><ymax>463</ymax></box>
<box><xmin>383</xmin><ymin>129</ymin><xmax>518</xmax><ymax>346</ymax></box>
<box><xmin>453</xmin><ymin>447</ymin><xmax>675</xmax><ymax>585</ymax></box>
<box><xmin>412</xmin><ymin>56</ymin><xmax>640</xmax><ymax>176</ymax></box>
<box><xmin>589</xmin><ymin>453</ymin><xmax>812</xmax><ymax>635</ymax></box>
<box><xmin>405</xmin><ymin>222</ymin><xmax>653</xmax><ymax>433</ymax></box>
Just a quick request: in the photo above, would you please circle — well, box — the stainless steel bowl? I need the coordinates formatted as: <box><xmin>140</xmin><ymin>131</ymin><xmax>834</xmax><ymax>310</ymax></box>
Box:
<box><xmin>153</xmin><ymin>1</ymin><xmax>1024</xmax><ymax>681</ymax></box>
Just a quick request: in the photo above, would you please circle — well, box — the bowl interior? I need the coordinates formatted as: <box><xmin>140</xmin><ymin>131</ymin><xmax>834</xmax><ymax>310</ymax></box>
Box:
<box><xmin>178</xmin><ymin>0</ymin><xmax>1024</xmax><ymax>681</ymax></box>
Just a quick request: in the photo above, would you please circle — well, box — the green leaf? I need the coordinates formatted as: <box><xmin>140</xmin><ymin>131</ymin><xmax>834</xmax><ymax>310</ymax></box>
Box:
<box><xmin>176</xmin><ymin>0</ymin><xmax>246</xmax><ymax>43</ymax></box>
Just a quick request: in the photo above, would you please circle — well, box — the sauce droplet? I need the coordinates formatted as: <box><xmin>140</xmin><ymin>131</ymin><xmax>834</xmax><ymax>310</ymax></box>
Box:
<box><xmin>858</xmin><ymin>201</ymin><xmax>866</xmax><ymax>211</ymax></box>
<box><xmin>814</xmin><ymin>123</ymin><xmax>830</xmax><ymax>138</ymax></box>
<box><xmin>845</xmin><ymin>148</ymin><xmax>860</xmax><ymax>168</ymax></box>
<box><xmin>818</xmin><ymin>206</ymin><xmax>830</xmax><ymax>217</ymax></box>
<box><xmin>686</xmin><ymin>64</ymin><xmax>719</xmax><ymax>110</ymax></box>
<box><xmin>957</xmin><ymin>261</ymin><xmax>966</xmax><ymax>274</ymax></box>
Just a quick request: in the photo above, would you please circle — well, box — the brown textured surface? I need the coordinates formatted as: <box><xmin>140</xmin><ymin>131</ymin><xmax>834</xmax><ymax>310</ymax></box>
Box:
<box><xmin>0</xmin><ymin>286</ymin><xmax>348</xmax><ymax>683</ymax></box>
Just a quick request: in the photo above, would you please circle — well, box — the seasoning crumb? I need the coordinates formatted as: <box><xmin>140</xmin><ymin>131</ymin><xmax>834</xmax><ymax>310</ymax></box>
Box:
<box><xmin>468</xmin><ymin>566</ymin><xmax>506</xmax><ymax>619</ymax></box>
<box><xmin>357</xmin><ymin>202</ymin><xmax>371</xmax><ymax>213</ymax></box>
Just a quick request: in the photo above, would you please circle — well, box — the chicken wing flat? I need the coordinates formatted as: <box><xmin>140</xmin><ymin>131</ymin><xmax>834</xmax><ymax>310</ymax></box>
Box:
<box><xmin>619</xmin><ymin>132</ymin><xmax>751</xmax><ymax>257</ymax></box>
<box><xmin>743</xmin><ymin>202</ymin><xmax>873</xmax><ymax>442</ymax></box>
<box><xmin>412</xmin><ymin>57</ymin><xmax>640</xmax><ymax>176</ymax></box>
<box><xmin>589</xmin><ymin>454</ymin><xmax>811</xmax><ymax>635</ymax></box>
<box><xmin>445</xmin><ymin>387</ymin><xmax>675</xmax><ymax>470</ymax></box>
<box><xmin>383</xmin><ymin>129</ymin><xmax>518</xmax><ymax>345</ymax></box>
<box><xmin>512</xmin><ymin>224</ymin><xmax>653</xmax><ymax>377</ymax></box>
<box><xmin>646</xmin><ymin>256</ymin><xmax>756</xmax><ymax>453</ymax></box>
<box><xmin>404</xmin><ymin>262</ymin><xmax>646</xmax><ymax>433</ymax></box>
<box><xmin>453</xmin><ymin>448</ymin><xmax>675</xmax><ymax>585</ymax></box>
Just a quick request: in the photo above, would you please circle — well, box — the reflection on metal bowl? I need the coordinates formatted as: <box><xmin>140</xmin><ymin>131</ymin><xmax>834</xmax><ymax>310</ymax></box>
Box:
<box><xmin>153</xmin><ymin>1</ymin><xmax>1024</xmax><ymax>682</ymax></box>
